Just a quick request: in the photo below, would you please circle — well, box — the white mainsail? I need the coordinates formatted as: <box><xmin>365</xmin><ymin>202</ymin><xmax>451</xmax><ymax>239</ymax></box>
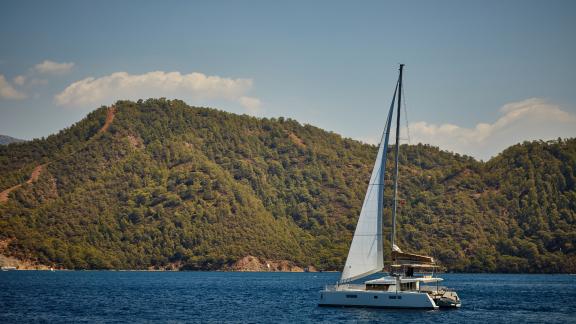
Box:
<box><xmin>340</xmin><ymin>84</ymin><xmax>397</xmax><ymax>283</ymax></box>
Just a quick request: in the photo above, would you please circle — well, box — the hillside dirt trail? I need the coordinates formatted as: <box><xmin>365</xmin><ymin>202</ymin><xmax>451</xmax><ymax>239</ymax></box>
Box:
<box><xmin>0</xmin><ymin>164</ymin><xmax>45</xmax><ymax>203</ymax></box>
<box><xmin>98</xmin><ymin>106</ymin><xmax>116</xmax><ymax>134</ymax></box>
<box><xmin>0</xmin><ymin>105</ymin><xmax>117</xmax><ymax>204</ymax></box>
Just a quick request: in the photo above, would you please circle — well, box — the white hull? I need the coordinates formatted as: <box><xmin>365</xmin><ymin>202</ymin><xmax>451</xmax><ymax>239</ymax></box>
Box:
<box><xmin>319</xmin><ymin>289</ymin><xmax>438</xmax><ymax>309</ymax></box>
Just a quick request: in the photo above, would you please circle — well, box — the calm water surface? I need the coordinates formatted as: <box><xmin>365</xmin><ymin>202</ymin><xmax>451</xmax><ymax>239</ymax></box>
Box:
<box><xmin>1</xmin><ymin>272</ymin><xmax>575</xmax><ymax>323</ymax></box>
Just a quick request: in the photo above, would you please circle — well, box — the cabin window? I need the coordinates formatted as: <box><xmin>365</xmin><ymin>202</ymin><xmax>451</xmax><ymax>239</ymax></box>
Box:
<box><xmin>373</xmin><ymin>296</ymin><xmax>378</xmax><ymax>299</ymax></box>
<box><xmin>366</xmin><ymin>284</ymin><xmax>390</xmax><ymax>291</ymax></box>
<box><xmin>400</xmin><ymin>282</ymin><xmax>416</xmax><ymax>291</ymax></box>
<box><xmin>345</xmin><ymin>294</ymin><xmax>358</xmax><ymax>299</ymax></box>
<box><xmin>389</xmin><ymin>295</ymin><xmax>402</xmax><ymax>299</ymax></box>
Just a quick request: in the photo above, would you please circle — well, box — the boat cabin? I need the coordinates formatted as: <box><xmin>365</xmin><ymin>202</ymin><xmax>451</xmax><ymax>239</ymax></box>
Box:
<box><xmin>365</xmin><ymin>275</ymin><xmax>442</xmax><ymax>293</ymax></box>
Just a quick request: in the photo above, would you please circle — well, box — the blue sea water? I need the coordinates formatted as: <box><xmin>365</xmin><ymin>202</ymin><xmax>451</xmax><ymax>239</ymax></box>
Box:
<box><xmin>0</xmin><ymin>271</ymin><xmax>575</xmax><ymax>323</ymax></box>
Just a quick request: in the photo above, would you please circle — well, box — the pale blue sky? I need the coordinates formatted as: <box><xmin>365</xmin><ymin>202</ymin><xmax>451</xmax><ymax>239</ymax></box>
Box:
<box><xmin>1</xmin><ymin>0</ymin><xmax>575</xmax><ymax>159</ymax></box>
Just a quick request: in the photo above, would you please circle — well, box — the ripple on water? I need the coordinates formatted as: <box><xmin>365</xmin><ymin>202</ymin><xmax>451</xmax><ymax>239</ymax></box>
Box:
<box><xmin>1</xmin><ymin>272</ymin><xmax>575</xmax><ymax>323</ymax></box>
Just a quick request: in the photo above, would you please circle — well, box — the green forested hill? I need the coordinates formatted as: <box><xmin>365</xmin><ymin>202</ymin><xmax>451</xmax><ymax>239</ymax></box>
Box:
<box><xmin>0</xmin><ymin>99</ymin><xmax>574</xmax><ymax>272</ymax></box>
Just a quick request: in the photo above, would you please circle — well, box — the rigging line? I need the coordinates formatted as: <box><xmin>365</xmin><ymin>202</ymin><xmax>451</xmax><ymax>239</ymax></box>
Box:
<box><xmin>401</xmin><ymin>68</ymin><xmax>434</xmax><ymax>231</ymax></box>
<box><xmin>397</xmin><ymin>76</ymin><xmax>410</xmax><ymax>231</ymax></box>
<box><xmin>401</xmin><ymin>78</ymin><xmax>411</xmax><ymax>145</ymax></box>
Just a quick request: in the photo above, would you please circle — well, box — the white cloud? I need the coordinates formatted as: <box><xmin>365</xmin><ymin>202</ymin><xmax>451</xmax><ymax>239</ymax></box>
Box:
<box><xmin>13</xmin><ymin>75</ymin><xmax>26</xmax><ymax>86</ymax></box>
<box><xmin>239</xmin><ymin>96</ymin><xmax>262</xmax><ymax>115</ymax></box>
<box><xmin>55</xmin><ymin>71</ymin><xmax>260</xmax><ymax>114</ymax></box>
<box><xmin>0</xmin><ymin>60</ymin><xmax>74</xmax><ymax>100</ymax></box>
<box><xmin>34</xmin><ymin>60</ymin><xmax>75</xmax><ymax>75</ymax></box>
<box><xmin>0</xmin><ymin>75</ymin><xmax>26</xmax><ymax>99</ymax></box>
<box><xmin>357</xmin><ymin>136</ymin><xmax>379</xmax><ymax>146</ymax></box>
<box><xmin>408</xmin><ymin>98</ymin><xmax>576</xmax><ymax>160</ymax></box>
<box><xmin>29</xmin><ymin>78</ymin><xmax>48</xmax><ymax>86</ymax></box>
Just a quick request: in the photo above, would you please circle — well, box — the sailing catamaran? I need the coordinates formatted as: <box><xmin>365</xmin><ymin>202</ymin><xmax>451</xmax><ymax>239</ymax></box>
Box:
<box><xmin>319</xmin><ymin>64</ymin><xmax>461</xmax><ymax>309</ymax></box>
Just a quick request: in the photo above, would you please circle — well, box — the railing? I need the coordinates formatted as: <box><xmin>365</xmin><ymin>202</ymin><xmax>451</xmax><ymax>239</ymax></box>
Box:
<box><xmin>324</xmin><ymin>284</ymin><xmax>366</xmax><ymax>291</ymax></box>
<box><xmin>419</xmin><ymin>285</ymin><xmax>452</xmax><ymax>293</ymax></box>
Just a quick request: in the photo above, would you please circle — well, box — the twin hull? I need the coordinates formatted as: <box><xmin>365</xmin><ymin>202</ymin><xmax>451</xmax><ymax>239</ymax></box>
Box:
<box><xmin>319</xmin><ymin>289</ymin><xmax>438</xmax><ymax>309</ymax></box>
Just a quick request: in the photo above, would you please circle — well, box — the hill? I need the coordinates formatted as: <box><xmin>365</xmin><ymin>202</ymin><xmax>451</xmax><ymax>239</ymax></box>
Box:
<box><xmin>0</xmin><ymin>135</ymin><xmax>25</xmax><ymax>145</ymax></box>
<box><xmin>0</xmin><ymin>98</ymin><xmax>574</xmax><ymax>272</ymax></box>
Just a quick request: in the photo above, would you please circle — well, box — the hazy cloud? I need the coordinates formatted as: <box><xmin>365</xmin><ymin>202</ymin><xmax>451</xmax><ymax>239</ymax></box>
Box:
<box><xmin>238</xmin><ymin>96</ymin><xmax>262</xmax><ymax>115</ymax></box>
<box><xmin>29</xmin><ymin>78</ymin><xmax>48</xmax><ymax>86</ymax></box>
<box><xmin>0</xmin><ymin>75</ymin><xmax>26</xmax><ymax>99</ymax></box>
<box><xmin>34</xmin><ymin>60</ymin><xmax>75</xmax><ymax>75</ymax></box>
<box><xmin>357</xmin><ymin>136</ymin><xmax>379</xmax><ymax>146</ymax></box>
<box><xmin>409</xmin><ymin>98</ymin><xmax>576</xmax><ymax>160</ymax></box>
<box><xmin>55</xmin><ymin>71</ymin><xmax>260</xmax><ymax>114</ymax></box>
<box><xmin>13</xmin><ymin>75</ymin><xmax>26</xmax><ymax>86</ymax></box>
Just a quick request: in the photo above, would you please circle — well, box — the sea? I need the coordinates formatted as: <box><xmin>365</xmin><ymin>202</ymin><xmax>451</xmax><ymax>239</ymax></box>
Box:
<box><xmin>1</xmin><ymin>271</ymin><xmax>575</xmax><ymax>323</ymax></box>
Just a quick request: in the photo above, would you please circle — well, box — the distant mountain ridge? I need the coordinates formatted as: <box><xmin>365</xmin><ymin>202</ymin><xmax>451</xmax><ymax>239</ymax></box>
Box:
<box><xmin>0</xmin><ymin>98</ymin><xmax>574</xmax><ymax>272</ymax></box>
<box><xmin>0</xmin><ymin>135</ymin><xmax>25</xmax><ymax>145</ymax></box>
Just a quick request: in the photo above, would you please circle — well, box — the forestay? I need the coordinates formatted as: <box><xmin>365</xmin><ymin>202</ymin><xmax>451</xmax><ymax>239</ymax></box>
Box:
<box><xmin>340</xmin><ymin>83</ymin><xmax>398</xmax><ymax>283</ymax></box>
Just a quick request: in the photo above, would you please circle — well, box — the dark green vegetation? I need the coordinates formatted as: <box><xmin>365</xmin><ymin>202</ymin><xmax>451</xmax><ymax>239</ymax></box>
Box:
<box><xmin>0</xmin><ymin>135</ymin><xmax>25</xmax><ymax>145</ymax></box>
<box><xmin>0</xmin><ymin>99</ymin><xmax>574</xmax><ymax>272</ymax></box>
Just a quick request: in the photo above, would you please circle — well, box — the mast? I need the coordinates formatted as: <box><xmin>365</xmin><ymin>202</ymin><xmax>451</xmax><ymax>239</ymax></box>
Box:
<box><xmin>391</xmin><ymin>64</ymin><xmax>403</xmax><ymax>250</ymax></box>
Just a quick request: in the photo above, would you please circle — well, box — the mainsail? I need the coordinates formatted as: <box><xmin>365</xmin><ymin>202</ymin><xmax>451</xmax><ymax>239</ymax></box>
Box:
<box><xmin>340</xmin><ymin>82</ymin><xmax>398</xmax><ymax>283</ymax></box>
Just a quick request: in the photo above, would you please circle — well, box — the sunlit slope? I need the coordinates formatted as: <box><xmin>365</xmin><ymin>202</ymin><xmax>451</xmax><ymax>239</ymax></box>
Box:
<box><xmin>0</xmin><ymin>99</ymin><xmax>574</xmax><ymax>272</ymax></box>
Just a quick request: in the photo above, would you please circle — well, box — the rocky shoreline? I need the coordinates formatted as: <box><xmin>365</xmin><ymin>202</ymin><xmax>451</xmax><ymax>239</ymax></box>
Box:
<box><xmin>0</xmin><ymin>249</ymin><xmax>318</xmax><ymax>272</ymax></box>
<box><xmin>227</xmin><ymin>255</ymin><xmax>317</xmax><ymax>272</ymax></box>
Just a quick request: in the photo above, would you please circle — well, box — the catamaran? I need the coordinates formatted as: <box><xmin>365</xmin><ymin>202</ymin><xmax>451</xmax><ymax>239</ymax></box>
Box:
<box><xmin>319</xmin><ymin>64</ymin><xmax>461</xmax><ymax>309</ymax></box>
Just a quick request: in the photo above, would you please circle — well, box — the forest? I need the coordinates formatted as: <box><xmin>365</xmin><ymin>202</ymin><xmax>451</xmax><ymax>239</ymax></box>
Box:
<box><xmin>0</xmin><ymin>98</ymin><xmax>574</xmax><ymax>272</ymax></box>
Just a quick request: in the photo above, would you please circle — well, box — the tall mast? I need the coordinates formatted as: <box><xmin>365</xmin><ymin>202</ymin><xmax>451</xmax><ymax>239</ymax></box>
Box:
<box><xmin>391</xmin><ymin>64</ymin><xmax>403</xmax><ymax>250</ymax></box>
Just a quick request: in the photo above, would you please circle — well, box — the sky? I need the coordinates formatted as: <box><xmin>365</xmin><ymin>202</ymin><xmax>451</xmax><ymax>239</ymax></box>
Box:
<box><xmin>1</xmin><ymin>0</ymin><xmax>575</xmax><ymax>160</ymax></box>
